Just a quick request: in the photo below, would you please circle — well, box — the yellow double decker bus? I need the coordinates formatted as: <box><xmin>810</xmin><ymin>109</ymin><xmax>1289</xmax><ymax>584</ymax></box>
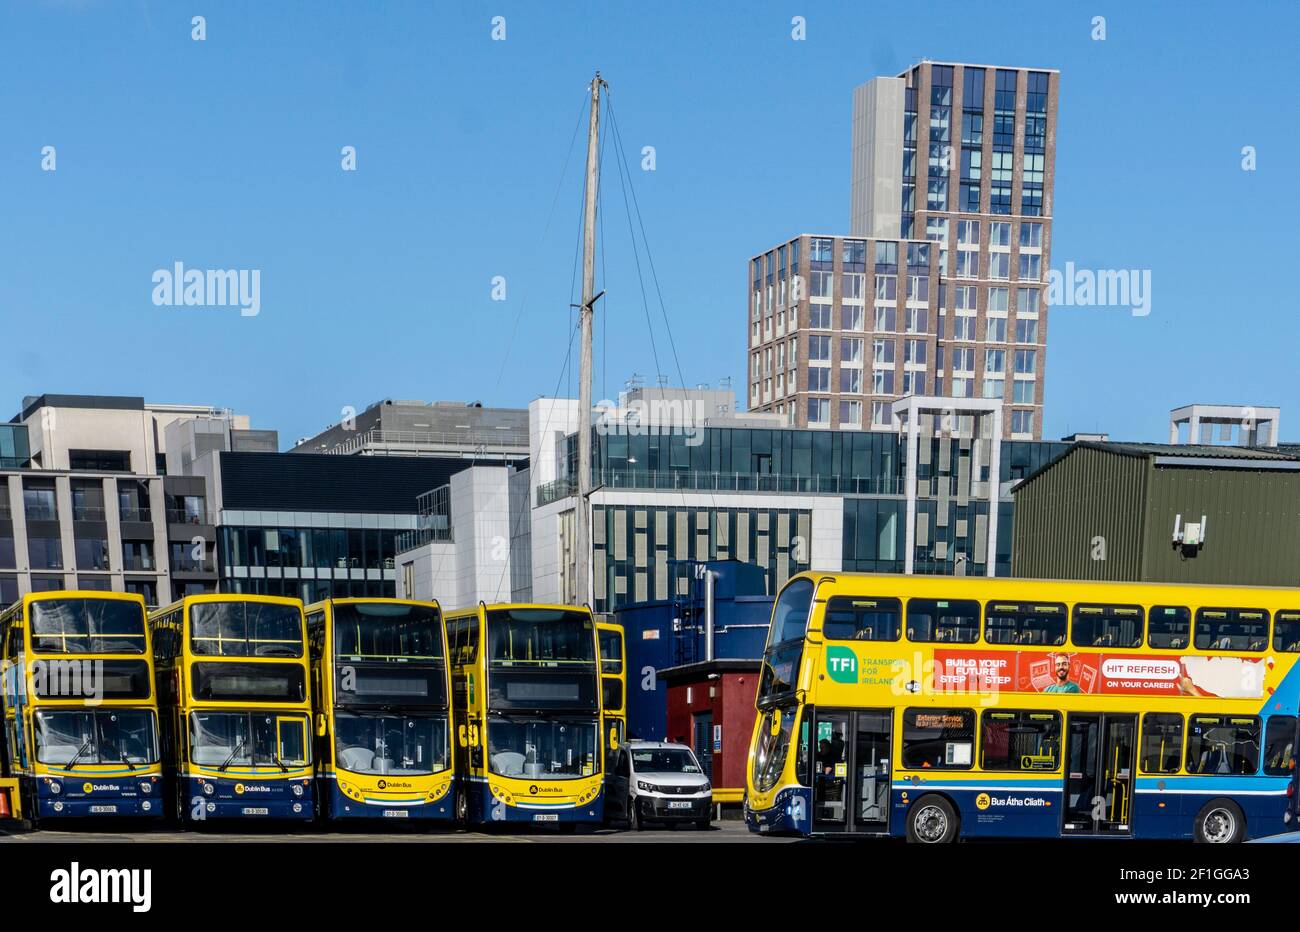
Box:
<box><xmin>306</xmin><ymin>598</ymin><xmax>454</xmax><ymax>822</ymax></box>
<box><xmin>746</xmin><ymin>572</ymin><xmax>1300</xmax><ymax>843</ymax></box>
<box><xmin>444</xmin><ymin>603</ymin><xmax>604</xmax><ymax>827</ymax></box>
<box><xmin>0</xmin><ymin>592</ymin><xmax>162</xmax><ymax>824</ymax></box>
<box><xmin>150</xmin><ymin>594</ymin><xmax>313</xmax><ymax>822</ymax></box>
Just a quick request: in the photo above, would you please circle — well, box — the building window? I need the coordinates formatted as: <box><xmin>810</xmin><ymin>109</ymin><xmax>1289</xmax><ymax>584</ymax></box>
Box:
<box><xmin>809</xmin><ymin>303</ymin><xmax>833</xmax><ymax>329</ymax></box>
<box><xmin>74</xmin><ymin>538</ymin><xmax>111</xmax><ymax>571</ymax></box>
<box><xmin>807</xmin><ymin>398</ymin><xmax>830</xmax><ymax>425</ymax></box>
<box><xmin>1011</xmin><ymin>410</ymin><xmax>1035</xmax><ymax>435</ymax></box>
<box><xmin>1015</xmin><ymin>318</ymin><xmax>1039</xmax><ymax>343</ymax></box>
<box><xmin>122</xmin><ymin>540</ymin><xmax>155</xmax><ymax>571</ymax></box>
<box><xmin>839</xmin><ymin>401</ymin><xmax>863</xmax><ymax>429</ymax></box>
<box><xmin>29</xmin><ymin>538</ymin><xmax>63</xmax><ymax>570</ymax></box>
<box><xmin>69</xmin><ymin>450</ymin><xmax>132</xmax><ymax>472</ymax></box>
<box><xmin>24</xmin><ymin>484</ymin><xmax>57</xmax><ymax>521</ymax></box>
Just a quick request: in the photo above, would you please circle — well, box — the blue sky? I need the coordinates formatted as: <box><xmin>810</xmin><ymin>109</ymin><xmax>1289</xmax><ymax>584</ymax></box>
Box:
<box><xmin>2</xmin><ymin>0</ymin><xmax>1295</xmax><ymax>446</ymax></box>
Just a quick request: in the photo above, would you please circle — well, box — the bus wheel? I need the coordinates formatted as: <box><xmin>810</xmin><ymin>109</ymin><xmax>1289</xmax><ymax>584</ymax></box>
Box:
<box><xmin>1194</xmin><ymin>799</ymin><xmax>1244</xmax><ymax>844</ymax></box>
<box><xmin>454</xmin><ymin>787</ymin><xmax>468</xmax><ymax>827</ymax></box>
<box><xmin>906</xmin><ymin>795</ymin><xmax>959</xmax><ymax>844</ymax></box>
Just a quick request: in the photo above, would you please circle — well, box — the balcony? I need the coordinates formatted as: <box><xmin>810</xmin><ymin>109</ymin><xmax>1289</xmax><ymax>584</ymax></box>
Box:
<box><xmin>535</xmin><ymin>468</ymin><xmax>907</xmax><ymax>507</ymax></box>
<box><xmin>166</xmin><ymin>507</ymin><xmax>212</xmax><ymax>526</ymax></box>
<box><xmin>72</xmin><ymin>505</ymin><xmax>107</xmax><ymax>521</ymax></box>
<box><xmin>25</xmin><ymin>503</ymin><xmax>58</xmax><ymax>521</ymax></box>
<box><xmin>170</xmin><ymin>556</ymin><xmax>216</xmax><ymax>573</ymax></box>
<box><xmin>118</xmin><ymin>506</ymin><xmax>153</xmax><ymax>523</ymax></box>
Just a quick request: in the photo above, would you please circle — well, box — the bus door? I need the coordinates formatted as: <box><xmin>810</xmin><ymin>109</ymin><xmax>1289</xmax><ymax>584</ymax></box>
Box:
<box><xmin>811</xmin><ymin>708</ymin><xmax>892</xmax><ymax>834</ymax></box>
<box><xmin>1062</xmin><ymin>713</ymin><xmax>1136</xmax><ymax>835</ymax></box>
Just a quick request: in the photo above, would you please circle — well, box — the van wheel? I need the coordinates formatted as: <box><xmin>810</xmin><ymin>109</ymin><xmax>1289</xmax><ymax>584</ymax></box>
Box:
<box><xmin>628</xmin><ymin>795</ymin><xmax>643</xmax><ymax>831</ymax></box>
<box><xmin>1194</xmin><ymin>799</ymin><xmax>1244</xmax><ymax>844</ymax></box>
<box><xmin>906</xmin><ymin>794</ymin><xmax>959</xmax><ymax>844</ymax></box>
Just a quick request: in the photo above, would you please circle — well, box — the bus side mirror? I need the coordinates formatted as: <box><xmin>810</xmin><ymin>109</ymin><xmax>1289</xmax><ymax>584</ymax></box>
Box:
<box><xmin>458</xmin><ymin>724</ymin><xmax>468</xmax><ymax>748</ymax></box>
<box><xmin>315</xmin><ymin>714</ymin><xmax>327</xmax><ymax>737</ymax></box>
<box><xmin>468</xmin><ymin>723</ymin><xmax>481</xmax><ymax>748</ymax></box>
<box><xmin>609</xmin><ymin>726</ymin><xmax>618</xmax><ymax>749</ymax></box>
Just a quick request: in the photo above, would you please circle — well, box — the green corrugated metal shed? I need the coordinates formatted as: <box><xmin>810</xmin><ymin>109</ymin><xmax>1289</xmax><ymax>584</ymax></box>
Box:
<box><xmin>1010</xmin><ymin>441</ymin><xmax>1300</xmax><ymax>586</ymax></box>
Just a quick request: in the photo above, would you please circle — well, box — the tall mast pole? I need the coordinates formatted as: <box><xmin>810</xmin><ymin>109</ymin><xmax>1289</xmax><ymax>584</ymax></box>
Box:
<box><xmin>575</xmin><ymin>71</ymin><xmax>603</xmax><ymax>608</ymax></box>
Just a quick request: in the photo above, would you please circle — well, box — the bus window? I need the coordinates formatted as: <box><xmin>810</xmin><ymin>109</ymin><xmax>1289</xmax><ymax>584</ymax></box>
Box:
<box><xmin>1185</xmin><ymin>715</ymin><xmax>1260</xmax><ymax>775</ymax></box>
<box><xmin>984</xmin><ymin>602</ymin><xmax>1066</xmax><ymax>646</ymax></box>
<box><xmin>1071</xmin><ymin>604</ymin><xmax>1143</xmax><ymax>648</ymax></box>
<box><xmin>902</xmin><ymin>708</ymin><xmax>974</xmax><ymax>770</ymax></box>
<box><xmin>598</xmin><ymin>628</ymin><xmax>623</xmax><ymax>674</ymax></box>
<box><xmin>1274</xmin><ymin>612</ymin><xmax>1300</xmax><ymax>653</ymax></box>
<box><xmin>905</xmin><ymin>599</ymin><xmax>978</xmax><ymax>643</ymax></box>
<box><xmin>1263</xmin><ymin>716</ymin><xmax>1296</xmax><ymax>776</ymax></box>
<box><xmin>980</xmin><ymin>710</ymin><xmax>1059</xmax><ymax>771</ymax></box>
<box><xmin>1194</xmin><ymin>608</ymin><xmax>1269</xmax><ymax>652</ymax></box>
<box><xmin>1139</xmin><ymin>713</ymin><xmax>1183</xmax><ymax>774</ymax></box>
<box><xmin>823</xmin><ymin>597</ymin><xmax>901</xmax><ymax>641</ymax></box>
<box><xmin>770</xmin><ymin>578</ymin><xmax>813</xmax><ymax>644</ymax></box>
<box><xmin>1148</xmin><ymin>606</ymin><xmax>1190</xmax><ymax>649</ymax></box>
<box><xmin>190</xmin><ymin>601</ymin><xmax>304</xmax><ymax>658</ymax></box>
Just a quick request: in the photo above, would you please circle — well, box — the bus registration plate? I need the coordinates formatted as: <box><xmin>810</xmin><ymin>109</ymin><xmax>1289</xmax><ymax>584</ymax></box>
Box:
<box><xmin>533</xmin><ymin>813</ymin><xmax>558</xmax><ymax>822</ymax></box>
<box><xmin>89</xmin><ymin>805</ymin><xmax>117</xmax><ymax>813</ymax></box>
<box><xmin>241</xmin><ymin>807</ymin><xmax>269</xmax><ymax>815</ymax></box>
<box><xmin>382</xmin><ymin>809</ymin><xmax>410</xmax><ymax>818</ymax></box>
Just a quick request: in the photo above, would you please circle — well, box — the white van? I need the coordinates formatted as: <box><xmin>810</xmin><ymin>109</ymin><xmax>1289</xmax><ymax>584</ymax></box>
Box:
<box><xmin>606</xmin><ymin>740</ymin><xmax>712</xmax><ymax>830</ymax></box>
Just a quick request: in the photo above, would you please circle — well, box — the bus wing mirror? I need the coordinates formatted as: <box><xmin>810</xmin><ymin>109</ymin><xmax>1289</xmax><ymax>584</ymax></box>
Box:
<box><xmin>315</xmin><ymin>714</ymin><xmax>327</xmax><ymax>737</ymax></box>
<box><xmin>458</xmin><ymin>724</ymin><xmax>468</xmax><ymax>748</ymax></box>
<box><xmin>469</xmin><ymin>723</ymin><xmax>481</xmax><ymax>748</ymax></box>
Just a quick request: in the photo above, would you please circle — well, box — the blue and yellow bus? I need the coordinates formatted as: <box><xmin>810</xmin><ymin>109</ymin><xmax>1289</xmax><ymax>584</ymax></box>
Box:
<box><xmin>444</xmin><ymin>603</ymin><xmax>604</xmax><ymax>828</ymax></box>
<box><xmin>0</xmin><ymin>592</ymin><xmax>162</xmax><ymax>824</ymax></box>
<box><xmin>746</xmin><ymin>572</ymin><xmax>1300</xmax><ymax>843</ymax></box>
<box><xmin>306</xmin><ymin>598</ymin><xmax>454</xmax><ymax>822</ymax></box>
<box><xmin>150</xmin><ymin>594</ymin><xmax>313</xmax><ymax>822</ymax></box>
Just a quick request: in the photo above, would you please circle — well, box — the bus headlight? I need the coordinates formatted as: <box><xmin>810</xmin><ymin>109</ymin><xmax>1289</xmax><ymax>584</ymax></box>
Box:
<box><xmin>292</xmin><ymin>803</ymin><xmax>303</xmax><ymax>813</ymax></box>
<box><xmin>141</xmin><ymin>801</ymin><xmax>152</xmax><ymax>812</ymax></box>
<box><xmin>203</xmin><ymin>783</ymin><xmax>215</xmax><ymax>796</ymax></box>
<box><xmin>140</xmin><ymin>782</ymin><xmax>152</xmax><ymax>794</ymax></box>
<box><xmin>206</xmin><ymin>802</ymin><xmax>216</xmax><ymax>813</ymax></box>
<box><xmin>292</xmin><ymin>784</ymin><xmax>304</xmax><ymax>796</ymax></box>
<box><xmin>53</xmin><ymin>801</ymin><xmax>64</xmax><ymax>812</ymax></box>
<box><xmin>49</xmin><ymin>782</ymin><xmax>61</xmax><ymax>795</ymax></box>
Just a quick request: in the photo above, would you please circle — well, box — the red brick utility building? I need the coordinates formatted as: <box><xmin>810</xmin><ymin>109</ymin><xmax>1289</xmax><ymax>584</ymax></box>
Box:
<box><xmin>662</xmin><ymin>660</ymin><xmax>761</xmax><ymax>806</ymax></box>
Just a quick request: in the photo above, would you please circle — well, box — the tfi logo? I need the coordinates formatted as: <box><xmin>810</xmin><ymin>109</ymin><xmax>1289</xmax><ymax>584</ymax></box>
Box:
<box><xmin>827</xmin><ymin>647</ymin><xmax>858</xmax><ymax>684</ymax></box>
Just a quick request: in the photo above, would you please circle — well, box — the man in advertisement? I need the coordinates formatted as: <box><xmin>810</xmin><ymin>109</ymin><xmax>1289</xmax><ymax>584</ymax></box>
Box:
<box><xmin>1043</xmin><ymin>654</ymin><xmax>1082</xmax><ymax>694</ymax></box>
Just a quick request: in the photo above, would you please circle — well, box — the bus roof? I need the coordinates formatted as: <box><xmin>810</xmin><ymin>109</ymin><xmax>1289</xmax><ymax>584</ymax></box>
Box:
<box><xmin>304</xmin><ymin>596</ymin><xmax>441</xmax><ymax>614</ymax></box>
<box><xmin>781</xmin><ymin>570</ymin><xmax>1300</xmax><ymax>603</ymax></box>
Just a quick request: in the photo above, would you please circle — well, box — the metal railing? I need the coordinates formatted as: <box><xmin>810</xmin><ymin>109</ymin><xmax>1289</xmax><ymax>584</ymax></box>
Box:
<box><xmin>535</xmin><ymin>469</ymin><xmax>908</xmax><ymax>507</ymax></box>
<box><xmin>72</xmin><ymin>505</ymin><xmax>106</xmax><ymax>521</ymax></box>
<box><xmin>25</xmin><ymin>504</ymin><xmax>58</xmax><ymax>521</ymax></box>
<box><xmin>395</xmin><ymin>526</ymin><xmax>454</xmax><ymax>553</ymax></box>
<box><xmin>166</xmin><ymin>507</ymin><xmax>213</xmax><ymax>526</ymax></box>
<box><xmin>118</xmin><ymin>506</ymin><xmax>152</xmax><ymax>522</ymax></box>
<box><xmin>322</xmin><ymin>427</ymin><xmax>530</xmax><ymax>455</ymax></box>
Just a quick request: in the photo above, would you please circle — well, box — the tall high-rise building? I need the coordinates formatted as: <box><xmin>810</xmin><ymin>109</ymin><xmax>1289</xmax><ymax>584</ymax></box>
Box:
<box><xmin>750</xmin><ymin>61</ymin><xmax>1059</xmax><ymax>439</ymax></box>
